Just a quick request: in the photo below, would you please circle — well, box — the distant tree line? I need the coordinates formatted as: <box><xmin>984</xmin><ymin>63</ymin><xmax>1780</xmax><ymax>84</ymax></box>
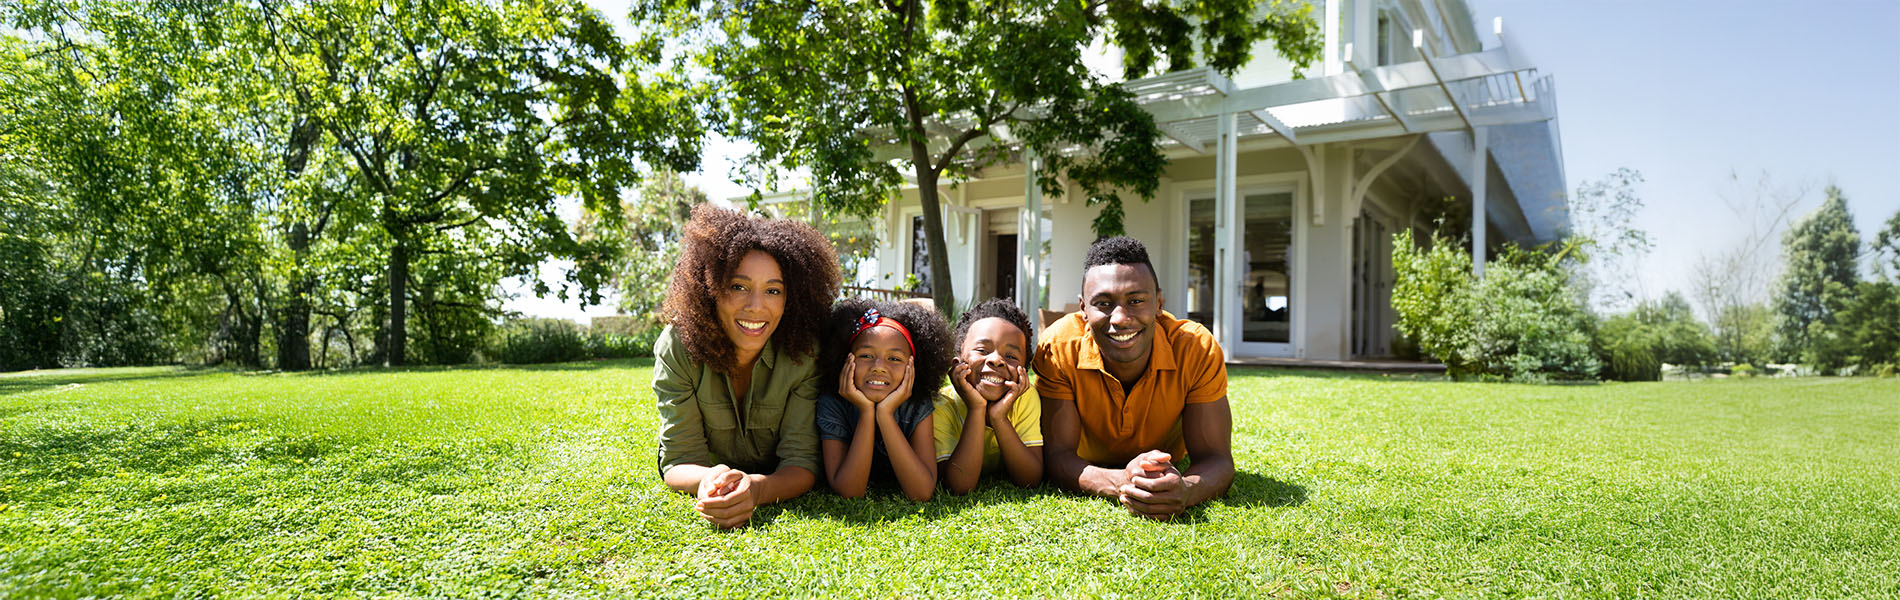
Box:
<box><xmin>1391</xmin><ymin>169</ymin><xmax>1900</xmax><ymax>382</ymax></box>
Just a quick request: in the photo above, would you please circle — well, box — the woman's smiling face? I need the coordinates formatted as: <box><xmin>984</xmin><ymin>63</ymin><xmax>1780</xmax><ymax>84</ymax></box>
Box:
<box><xmin>714</xmin><ymin>250</ymin><xmax>786</xmax><ymax>360</ymax></box>
<box><xmin>849</xmin><ymin>326</ymin><xmax>912</xmax><ymax>402</ymax></box>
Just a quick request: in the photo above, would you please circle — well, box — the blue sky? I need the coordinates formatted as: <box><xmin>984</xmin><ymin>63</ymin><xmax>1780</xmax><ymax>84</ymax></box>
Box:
<box><xmin>1473</xmin><ymin>0</ymin><xmax>1900</xmax><ymax>302</ymax></box>
<box><xmin>508</xmin><ymin>0</ymin><xmax>1900</xmax><ymax>321</ymax></box>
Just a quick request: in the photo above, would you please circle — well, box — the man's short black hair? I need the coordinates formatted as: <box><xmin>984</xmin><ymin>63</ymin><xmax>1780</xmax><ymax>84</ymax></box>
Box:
<box><xmin>1082</xmin><ymin>236</ymin><xmax>1158</xmax><ymax>289</ymax></box>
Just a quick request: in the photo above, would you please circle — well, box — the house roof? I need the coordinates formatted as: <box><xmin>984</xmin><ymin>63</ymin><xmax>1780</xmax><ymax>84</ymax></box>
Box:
<box><xmin>1125</xmin><ymin>41</ymin><xmax>1569</xmax><ymax>243</ymax></box>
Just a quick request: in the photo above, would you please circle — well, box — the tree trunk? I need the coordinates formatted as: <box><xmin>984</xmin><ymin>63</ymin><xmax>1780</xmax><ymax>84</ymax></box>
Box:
<box><xmin>276</xmin><ymin>119</ymin><xmax>319</xmax><ymax>371</ymax></box>
<box><xmin>913</xmin><ymin>164</ymin><xmax>955</xmax><ymax>313</ymax></box>
<box><xmin>278</xmin><ymin>221</ymin><xmax>313</xmax><ymax>371</ymax></box>
<box><xmin>387</xmin><ymin>240</ymin><xmax>408</xmax><ymax>366</ymax></box>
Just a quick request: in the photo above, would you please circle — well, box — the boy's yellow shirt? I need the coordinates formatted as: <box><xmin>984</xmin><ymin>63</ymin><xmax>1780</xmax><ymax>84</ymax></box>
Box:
<box><xmin>931</xmin><ymin>384</ymin><xmax>1043</xmax><ymax>471</ymax></box>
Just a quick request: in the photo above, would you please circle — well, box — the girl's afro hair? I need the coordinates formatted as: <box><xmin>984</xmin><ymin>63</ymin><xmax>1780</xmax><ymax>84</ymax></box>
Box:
<box><xmin>818</xmin><ymin>297</ymin><xmax>953</xmax><ymax>413</ymax></box>
<box><xmin>661</xmin><ymin>204</ymin><xmax>841</xmax><ymax>373</ymax></box>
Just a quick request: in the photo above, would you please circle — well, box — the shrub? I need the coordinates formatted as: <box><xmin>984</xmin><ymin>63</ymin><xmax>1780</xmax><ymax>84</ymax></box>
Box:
<box><xmin>488</xmin><ymin>318</ymin><xmax>662</xmax><ymax>364</ymax></box>
<box><xmin>1595</xmin><ymin>292</ymin><xmax>1717</xmax><ymax>381</ymax></box>
<box><xmin>1731</xmin><ymin>363</ymin><xmax>1758</xmax><ymax>378</ymax></box>
<box><xmin>1392</xmin><ymin>230</ymin><xmax>1598</xmax><ymax>382</ymax></box>
<box><xmin>585</xmin><ymin>327</ymin><xmax>660</xmax><ymax>359</ymax></box>
<box><xmin>490</xmin><ymin>318</ymin><xmax>589</xmax><ymax>364</ymax></box>
<box><xmin>1390</xmin><ymin>229</ymin><xmax>1478</xmax><ymax>375</ymax></box>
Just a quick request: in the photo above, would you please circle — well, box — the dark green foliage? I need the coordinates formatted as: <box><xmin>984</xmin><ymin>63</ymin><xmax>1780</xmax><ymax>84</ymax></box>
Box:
<box><xmin>1773</xmin><ymin>187</ymin><xmax>1860</xmax><ymax>371</ymax></box>
<box><xmin>1595</xmin><ymin>292</ymin><xmax>1718</xmax><ymax>381</ymax></box>
<box><xmin>1392</xmin><ymin>230</ymin><xmax>1598</xmax><ymax>382</ymax></box>
<box><xmin>488</xmin><ymin>318</ymin><xmax>660</xmax><ymax>364</ymax></box>
<box><xmin>2</xmin><ymin>0</ymin><xmax>702</xmax><ymax>370</ymax></box>
<box><xmin>490</xmin><ymin>318</ymin><xmax>590</xmax><ymax>365</ymax></box>
<box><xmin>575</xmin><ymin>170</ymin><xmax>708</xmax><ymax>331</ymax></box>
<box><xmin>1834</xmin><ymin>280</ymin><xmax>1900</xmax><ymax>373</ymax></box>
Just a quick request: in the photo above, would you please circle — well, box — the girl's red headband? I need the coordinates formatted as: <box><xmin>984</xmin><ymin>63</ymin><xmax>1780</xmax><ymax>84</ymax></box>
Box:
<box><xmin>850</xmin><ymin>308</ymin><xmax>914</xmax><ymax>354</ymax></box>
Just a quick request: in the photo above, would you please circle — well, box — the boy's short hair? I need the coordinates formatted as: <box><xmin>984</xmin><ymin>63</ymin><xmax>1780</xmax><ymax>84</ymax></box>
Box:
<box><xmin>1082</xmin><ymin>236</ymin><xmax>1158</xmax><ymax>289</ymax></box>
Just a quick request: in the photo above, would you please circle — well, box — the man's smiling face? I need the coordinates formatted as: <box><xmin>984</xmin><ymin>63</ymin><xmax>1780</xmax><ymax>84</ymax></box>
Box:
<box><xmin>1080</xmin><ymin>262</ymin><xmax>1160</xmax><ymax>379</ymax></box>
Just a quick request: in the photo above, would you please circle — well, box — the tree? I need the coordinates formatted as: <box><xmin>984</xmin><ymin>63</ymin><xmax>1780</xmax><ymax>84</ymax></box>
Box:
<box><xmin>1567</xmin><ymin>168</ymin><xmax>1652</xmax><ymax>312</ymax></box>
<box><xmin>1687</xmin><ymin>171</ymin><xmax>1807</xmax><ymax>366</ymax></box>
<box><xmin>3</xmin><ymin>1</ymin><xmax>270</xmax><ymax>368</ymax></box>
<box><xmin>5</xmin><ymin>0</ymin><xmax>705</xmax><ymax>369</ymax></box>
<box><xmin>575</xmin><ymin>169</ymin><xmax>709</xmax><ymax>329</ymax></box>
<box><xmin>1773</xmin><ymin>185</ymin><xmax>1860</xmax><ymax>372</ymax></box>
<box><xmin>638</xmin><ymin>0</ymin><xmax>1321</xmax><ymax>311</ymax></box>
<box><xmin>258</xmin><ymin>0</ymin><xmax>705</xmax><ymax>365</ymax></box>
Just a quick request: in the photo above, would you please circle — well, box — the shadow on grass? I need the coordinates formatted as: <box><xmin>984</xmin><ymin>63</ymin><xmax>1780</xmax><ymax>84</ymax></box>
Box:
<box><xmin>776</xmin><ymin>476</ymin><xmax>1058</xmax><ymax>525</ymax></box>
<box><xmin>299</xmin><ymin>357</ymin><xmax>654</xmax><ymax>378</ymax></box>
<box><xmin>1221</xmin><ymin>470</ymin><xmax>1308</xmax><ymax>507</ymax></box>
<box><xmin>1226</xmin><ymin>365</ymin><xmax>1447</xmax><ymax>382</ymax></box>
<box><xmin>776</xmin><ymin>470</ymin><xmax>1305</xmax><ymax>526</ymax></box>
<box><xmin>0</xmin><ymin>366</ymin><xmax>213</xmax><ymax>397</ymax></box>
<box><xmin>1109</xmin><ymin>470</ymin><xmax>1307</xmax><ymax>525</ymax></box>
<box><xmin>0</xmin><ymin>418</ymin><xmax>514</xmax><ymax>505</ymax></box>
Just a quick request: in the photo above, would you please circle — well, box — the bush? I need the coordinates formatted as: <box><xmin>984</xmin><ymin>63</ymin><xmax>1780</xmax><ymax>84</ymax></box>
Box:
<box><xmin>488</xmin><ymin>318</ymin><xmax>662</xmax><ymax>364</ymax></box>
<box><xmin>1392</xmin><ymin>230</ymin><xmax>1598</xmax><ymax>382</ymax></box>
<box><xmin>585</xmin><ymin>327</ymin><xmax>660</xmax><ymax>359</ymax></box>
<box><xmin>1730</xmin><ymin>363</ymin><xmax>1758</xmax><ymax>378</ymax></box>
<box><xmin>490</xmin><ymin>318</ymin><xmax>589</xmax><ymax>364</ymax></box>
<box><xmin>1390</xmin><ymin>229</ymin><xmax>1478</xmax><ymax>374</ymax></box>
<box><xmin>1595</xmin><ymin>292</ymin><xmax>1717</xmax><ymax>381</ymax></box>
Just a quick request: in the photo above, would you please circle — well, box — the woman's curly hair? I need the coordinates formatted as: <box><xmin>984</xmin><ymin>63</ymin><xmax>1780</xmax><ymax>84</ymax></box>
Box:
<box><xmin>951</xmin><ymin>297</ymin><xmax>1038</xmax><ymax>376</ymax></box>
<box><xmin>819</xmin><ymin>298</ymin><xmax>953</xmax><ymax>412</ymax></box>
<box><xmin>662</xmin><ymin>204</ymin><xmax>841</xmax><ymax>373</ymax></box>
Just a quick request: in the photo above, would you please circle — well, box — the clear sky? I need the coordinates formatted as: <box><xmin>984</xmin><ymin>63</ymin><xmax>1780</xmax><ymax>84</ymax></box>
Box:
<box><xmin>1472</xmin><ymin>0</ymin><xmax>1900</xmax><ymax>305</ymax></box>
<box><xmin>507</xmin><ymin>0</ymin><xmax>1900</xmax><ymax>322</ymax></box>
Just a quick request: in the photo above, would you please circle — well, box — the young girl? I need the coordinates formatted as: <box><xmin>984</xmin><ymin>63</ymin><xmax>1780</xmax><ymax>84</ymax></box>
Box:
<box><xmin>815</xmin><ymin>298</ymin><xmax>952</xmax><ymax>501</ymax></box>
<box><xmin>935</xmin><ymin>298</ymin><xmax>1044</xmax><ymax>494</ymax></box>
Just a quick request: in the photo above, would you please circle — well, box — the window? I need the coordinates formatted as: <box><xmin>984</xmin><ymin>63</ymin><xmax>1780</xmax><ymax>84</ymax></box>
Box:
<box><xmin>909</xmin><ymin>215</ymin><xmax>931</xmax><ymax>294</ymax></box>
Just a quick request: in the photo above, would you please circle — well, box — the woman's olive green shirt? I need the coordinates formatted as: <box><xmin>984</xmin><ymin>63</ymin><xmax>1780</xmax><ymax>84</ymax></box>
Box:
<box><xmin>652</xmin><ymin>325</ymin><xmax>821</xmax><ymax>477</ymax></box>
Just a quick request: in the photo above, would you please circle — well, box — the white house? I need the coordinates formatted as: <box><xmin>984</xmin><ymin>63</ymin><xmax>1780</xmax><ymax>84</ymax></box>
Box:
<box><xmin>763</xmin><ymin>0</ymin><xmax>1568</xmax><ymax>362</ymax></box>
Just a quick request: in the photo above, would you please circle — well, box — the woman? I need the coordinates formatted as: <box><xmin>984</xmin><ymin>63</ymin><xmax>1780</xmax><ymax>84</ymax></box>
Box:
<box><xmin>652</xmin><ymin>204</ymin><xmax>840</xmax><ymax>528</ymax></box>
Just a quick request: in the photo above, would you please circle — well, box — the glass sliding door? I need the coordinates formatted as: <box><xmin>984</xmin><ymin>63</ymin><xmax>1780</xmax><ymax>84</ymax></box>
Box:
<box><xmin>1240</xmin><ymin>192</ymin><xmax>1294</xmax><ymax>347</ymax></box>
<box><xmin>1186</xmin><ymin>198</ymin><xmax>1218</xmax><ymax>331</ymax></box>
<box><xmin>1185</xmin><ymin>189</ymin><xmax>1296</xmax><ymax>356</ymax></box>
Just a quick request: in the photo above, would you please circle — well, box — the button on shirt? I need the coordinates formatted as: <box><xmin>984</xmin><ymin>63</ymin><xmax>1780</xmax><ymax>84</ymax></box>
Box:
<box><xmin>652</xmin><ymin>325</ymin><xmax>822</xmax><ymax>477</ymax></box>
<box><xmin>1033</xmin><ymin>310</ymin><xmax>1227</xmax><ymax>465</ymax></box>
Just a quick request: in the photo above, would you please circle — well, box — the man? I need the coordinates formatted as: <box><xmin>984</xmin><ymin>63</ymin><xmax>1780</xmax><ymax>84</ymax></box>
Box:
<box><xmin>1035</xmin><ymin>236</ymin><xmax>1234</xmax><ymax>519</ymax></box>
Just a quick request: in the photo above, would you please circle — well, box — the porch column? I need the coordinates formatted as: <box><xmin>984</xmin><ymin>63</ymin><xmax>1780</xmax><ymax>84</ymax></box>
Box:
<box><xmin>1214</xmin><ymin>111</ymin><xmax>1238</xmax><ymax>349</ymax></box>
<box><xmin>1020</xmin><ymin>150</ymin><xmax>1044</xmax><ymax>335</ymax></box>
<box><xmin>1470</xmin><ymin>127</ymin><xmax>1488</xmax><ymax>278</ymax></box>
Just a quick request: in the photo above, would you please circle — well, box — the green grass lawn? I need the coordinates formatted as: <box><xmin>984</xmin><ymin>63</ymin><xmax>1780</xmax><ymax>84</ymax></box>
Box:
<box><xmin>1</xmin><ymin>362</ymin><xmax>1896</xmax><ymax>598</ymax></box>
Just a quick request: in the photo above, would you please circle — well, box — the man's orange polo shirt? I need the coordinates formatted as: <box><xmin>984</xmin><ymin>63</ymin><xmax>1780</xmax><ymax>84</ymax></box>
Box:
<box><xmin>1034</xmin><ymin>310</ymin><xmax>1228</xmax><ymax>465</ymax></box>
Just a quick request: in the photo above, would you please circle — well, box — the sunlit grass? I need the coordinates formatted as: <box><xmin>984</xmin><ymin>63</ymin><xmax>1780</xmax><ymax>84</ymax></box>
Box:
<box><xmin>1</xmin><ymin>362</ymin><xmax>1895</xmax><ymax>597</ymax></box>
